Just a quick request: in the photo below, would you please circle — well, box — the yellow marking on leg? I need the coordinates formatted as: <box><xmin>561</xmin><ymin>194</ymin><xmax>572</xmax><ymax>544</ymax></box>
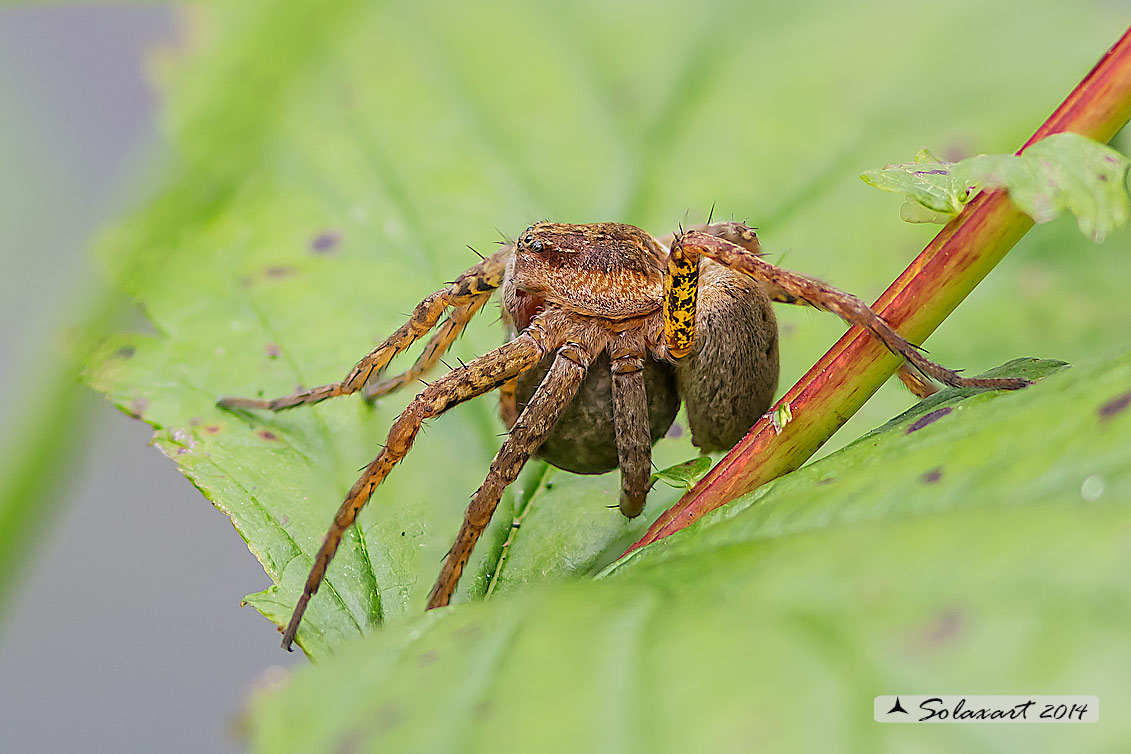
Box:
<box><xmin>664</xmin><ymin>244</ymin><xmax>700</xmax><ymax>359</ymax></box>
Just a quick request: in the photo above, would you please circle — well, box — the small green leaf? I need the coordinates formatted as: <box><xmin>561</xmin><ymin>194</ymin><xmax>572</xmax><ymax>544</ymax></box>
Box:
<box><xmin>770</xmin><ymin>401</ymin><xmax>793</xmax><ymax>434</ymax></box>
<box><xmin>964</xmin><ymin>133</ymin><xmax>1131</xmax><ymax>241</ymax></box>
<box><xmin>860</xmin><ymin>150</ymin><xmax>973</xmax><ymax>215</ymax></box>
<box><xmin>650</xmin><ymin>456</ymin><xmax>713</xmax><ymax>490</ymax></box>
<box><xmin>863</xmin><ymin>132</ymin><xmax>1131</xmax><ymax>241</ymax></box>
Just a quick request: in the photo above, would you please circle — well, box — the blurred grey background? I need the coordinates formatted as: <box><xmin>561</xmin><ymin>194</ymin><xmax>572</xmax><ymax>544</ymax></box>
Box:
<box><xmin>0</xmin><ymin>8</ymin><xmax>297</xmax><ymax>754</ymax></box>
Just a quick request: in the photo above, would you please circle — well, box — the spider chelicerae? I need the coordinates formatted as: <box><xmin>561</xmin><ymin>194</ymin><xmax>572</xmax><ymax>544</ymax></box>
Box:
<box><xmin>218</xmin><ymin>219</ymin><xmax>1025</xmax><ymax>650</ymax></box>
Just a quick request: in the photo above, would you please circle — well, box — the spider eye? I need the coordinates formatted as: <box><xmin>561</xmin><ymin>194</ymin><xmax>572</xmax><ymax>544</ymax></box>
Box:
<box><xmin>531</xmin><ymin>239</ymin><xmax>544</xmax><ymax>252</ymax></box>
<box><xmin>524</xmin><ymin>235</ymin><xmax>534</xmax><ymax>244</ymax></box>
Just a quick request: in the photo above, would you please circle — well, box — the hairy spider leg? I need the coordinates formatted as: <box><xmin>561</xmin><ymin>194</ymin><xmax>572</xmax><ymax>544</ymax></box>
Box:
<box><xmin>667</xmin><ymin>229</ymin><xmax>1028</xmax><ymax>392</ymax></box>
<box><xmin>363</xmin><ymin>294</ymin><xmax>493</xmax><ymax>400</ymax></box>
<box><xmin>610</xmin><ymin>340</ymin><xmax>652</xmax><ymax>518</ymax></box>
<box><xmin>692</xmin><ymin>222</ymin><xmax>940</xmax><ymax>399</ymax></box>
<box><xmin>218</xmin><ymin>246</ymin><xmax>510</xmax><ymax>412</ymax></box>
<box><xmin>426</xmin><ymin>341</ymin><xmax>594</xmax><ymax>609</ymax></box>
<box><xmin>280</xmin><ymin>328</ymin><xmax>548</xmax><ymax>651</ymax></box>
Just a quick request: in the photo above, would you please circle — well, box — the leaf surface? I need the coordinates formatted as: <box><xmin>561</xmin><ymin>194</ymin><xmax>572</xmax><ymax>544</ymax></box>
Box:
<box><xmin>248</xmin><ymin>352</ymin><xmax>1131</xmax><ymax>753</ymax></box>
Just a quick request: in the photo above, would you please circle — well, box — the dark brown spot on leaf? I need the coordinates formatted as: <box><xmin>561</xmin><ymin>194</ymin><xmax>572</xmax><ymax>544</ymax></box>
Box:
<box><xmin>258</xmin><ymin>430</ymin><xmax>279</xmax><ymax>441</ymax></box>
<box><xmin>310</xmin><ymin>231</ymin><xmax>342</xmax><ymax>253</ymax></box>
<box><xmin>1097</xmin><ymin>390</ymin><xmax>1131</xmax><ymax>419</ymax></box>
<box><xmin>204</xmin><ymin>425</ymin><xmax>221</xmax><ymax>435</ymax></box>
<box><xmin>265</xmin><ymin>343</ymin><xmax>281</xmax><ymax>359</ymax></box>
<box><xmin>920</xmin><ymin>467</ymin><xmax>943</xmax><ymax>484</ymax></box>
<box><xmin>906</xmin><ymin>406</ymin><xmax>953</xmax><ymax>434</ymax></box>
<box><xmin>115</xmin><ymin>346</ymin><xmax>136</xmax><ymax>359</ymax></box>
<box><xmin>817</xmin><ymin>477</ymin><xmax>836</xmax><ymax>485</ymax></box>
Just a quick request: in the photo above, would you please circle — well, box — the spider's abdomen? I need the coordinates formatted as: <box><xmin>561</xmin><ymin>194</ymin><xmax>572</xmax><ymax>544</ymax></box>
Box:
<box><xmin>514</xmin><ymin>351</ymin><xmax>679</xmax><ymax>474</ymax></box>
<box><xmin>675</xmin><ymin>263</ymin><xmax>779</xmax><ymax>451</ymax></box>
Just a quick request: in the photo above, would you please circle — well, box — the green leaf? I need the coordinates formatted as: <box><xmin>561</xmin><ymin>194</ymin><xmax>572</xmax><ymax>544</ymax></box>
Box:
<box><xmin>650</xmin><ymin>456</ymin><xmax>713</xmax><ymax>490</ymax></box>
<box><xmin>862</xmin><ymin>133</ymin><xmax>1131</xmax><ymax>241</ymax></box>
<box><xmin>247</xmin><ymin>352</ymin><xmax>1131</xmax><ymax>753</ymax></box>
<box><xmin>81</xmin><ymin>0</ymin><xmax>1131</xmax><ymax>668</ymax></box>
<box><xmin>860</xmin><ymin>147</ymin><xmax>975</xmax><ymax>215</ymax></box>
<box><xmin>961</xmin><ymin>133</ymin><xmax>1131</xmax><ymax>241</ymax></box>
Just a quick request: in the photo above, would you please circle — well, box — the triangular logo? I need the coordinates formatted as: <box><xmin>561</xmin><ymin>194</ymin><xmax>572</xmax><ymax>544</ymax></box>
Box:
<box><xmin>887</xmin><ymin>697</ymin><xmax>909</xmax><ymax>714</ymax></box>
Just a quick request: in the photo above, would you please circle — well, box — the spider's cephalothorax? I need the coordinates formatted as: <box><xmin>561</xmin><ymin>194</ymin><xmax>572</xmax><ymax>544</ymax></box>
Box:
<box><xmin>219</xmin><ymin>219</ymin><xmax>1027</xmax><ymax>651</ymax></box>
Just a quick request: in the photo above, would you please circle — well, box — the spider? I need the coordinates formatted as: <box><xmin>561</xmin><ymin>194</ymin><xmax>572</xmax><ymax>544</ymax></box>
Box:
<box><xmin>218</xmin><ymin>219</ymin><xmax>1026</xmax><ymax>650</ymax></box>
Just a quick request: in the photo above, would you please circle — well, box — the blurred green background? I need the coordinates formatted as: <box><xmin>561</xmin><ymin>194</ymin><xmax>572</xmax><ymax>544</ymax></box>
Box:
<box><xmin>1</xmin><ymin>2</ymin><xmax>1129</xmax><ymax>753</ymax></box>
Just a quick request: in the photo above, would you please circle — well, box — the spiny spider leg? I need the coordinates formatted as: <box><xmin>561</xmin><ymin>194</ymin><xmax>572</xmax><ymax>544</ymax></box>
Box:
<box><xmin>426</xmin><ymin>341</ymin><xmax>595</xmax><ymax>609</ymax></box>
<box><xmin>656</xmin><ymin>220</ymin><xmax>759</xmax><ymax>253</ymax></box>
<box><xmin>218</xmin><ymin>246</ymin><xmax>510</xmax><ymax>412</ymax></box>
<box><xmin>610</xmin><ymin>340</ymin><xmax>651</xmax><ymax>518</ymax></box>
<box><xmin>667</xmin><ymin>229</ymin><xmax>1028</xmax><ymax>391</ymax></box>
<box><xmin>280</xmin><ymin>326</ymin><xmax>548</xmax><ymax>650</ymax></box>
<box><xmin>362</xmin><ymin>295</ymin><xmax>492</xmax><ymax>401</ymax></box>
<box><xmin>683</xmin><ymin>222</ymin><xmax>941</xmax><ymax>398</ymax></box>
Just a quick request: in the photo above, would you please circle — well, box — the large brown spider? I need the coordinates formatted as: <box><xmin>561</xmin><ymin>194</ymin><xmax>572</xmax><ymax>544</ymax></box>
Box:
<box><xmin>219</xmin><ymin>220</ymin><xmax>1025</xmax><ymax>650</ymax></box>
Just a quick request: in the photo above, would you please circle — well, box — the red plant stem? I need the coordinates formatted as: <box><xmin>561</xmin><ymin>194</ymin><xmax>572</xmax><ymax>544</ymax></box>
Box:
<box><xmin>628</xmin><ymin>25</ymin><xmax>1131</xmax><ymax>554</ymax></box>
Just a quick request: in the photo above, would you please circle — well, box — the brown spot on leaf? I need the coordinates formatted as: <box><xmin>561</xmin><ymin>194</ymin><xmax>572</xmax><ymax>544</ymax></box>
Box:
<box><xmin>1097</xmin><ymin>390</ymin><xmax>1131</xmax><ymax>419</ymax></box>
<box><xmin>374</xmin><ymin>702</ymin><xmax>404</xmax><ymax>728</ymax></box>
<box><xmin>818</xmin><ymin>477</ymin><xmax>836</xmax><ymax>485</ymax></box>
<box><xmin>453</xmin><ymin>624</ymin><xmax>482</xmax><ymax>641</ymax></box>
<box><xmin>310</xmin><ymin>231</ymin><xmax>342</xmax><ymax>253</ymax></box>
<box><xmin>204</xmin><ymin>425</ymin><xmax>221</xmax><ymax>435</ymax></box>
<box><xmin>265</xmin><ymin>343</ymin><xmax>281</xmax><ymax>359</ymax></box>
<box><xmin>906</xmin><ymin>406</ymin><xmax>953</xmax><ymax>434</ymax></box>
<box><xmin>189</xmin><ymin>416</ymin><xmax>202</xmax><ymax>426</ymax></box>
<box><xmin>920</xmin><ymin>467</ymin><xmax>943</xmax><ymax>484</ymax></box>
<box><xmin>265</xmin><ymin>265</ymin><xmax>295</xmax><ymax>279</ymax></box>
<box><xmin>923</xmin><ymin>607</ymin><xmax>964</xmax><ymax>646</ymax></box>
<box><xmin>115</xmin><ymin>346</ymin><xmax>136</xmax><ymax>359</ymax></box>
<box><xmin>258</xmin><ymin>430</ymin><xmax>279</xmax><ymax>441</ymax></box>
